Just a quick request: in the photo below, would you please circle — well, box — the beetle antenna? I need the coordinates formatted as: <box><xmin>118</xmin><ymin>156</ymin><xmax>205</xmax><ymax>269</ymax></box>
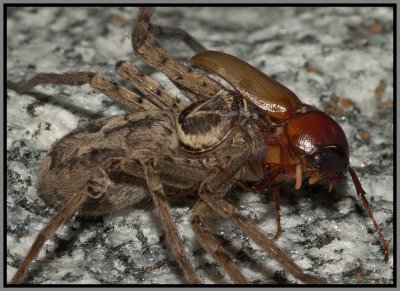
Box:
<box><xmin>348</xmin><ymin>167</ymin><xmax>389</xmax><ymax>261</ymax></box>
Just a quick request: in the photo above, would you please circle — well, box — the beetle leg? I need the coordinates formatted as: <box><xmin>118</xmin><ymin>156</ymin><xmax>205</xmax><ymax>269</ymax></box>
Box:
<box><xmin>252</xmin><ymin>167</ymin><xmax>283</xmax><ymax>191</ymax></box>
<box><xmin>214</xmin><ymin>165</ymin><xmax>284</xmax><ymax>240</ymax></box>
<box><xmin>188</xmin><ymin>143</ymin><xmax>253</xmax><ymax>283</ymax></box>
<box><xmin>214</xmin><ymin>165</ymin><xmax>255</xmax><ymax>192</ymax></box>
<box><xmin>271</xmin><ymin>186</ymin><xmax>282</xmax><ymax>240</ymax></box>
<box><xmin>193</xmin><ymin>143</ymin><xmax>321</xmax><ymax>283</ymax></box>
<box><xmin>191</xmin><ymin>200</ymin><xmax>249</xmax><ymax>284</ymax></box>
<box><xmin>142</xmin><ymin>160</ymin><xmax>201</xmax><ymax>284</ymax></box>
<box><xmin>132</xmin><ymin>7</ymin><xmax>226</xmax><ymax>102</ymax></box>
<box><xmin>248</xmin><ymin>166</ymin><xmax>283</xmax><ymax>240</ymax></box>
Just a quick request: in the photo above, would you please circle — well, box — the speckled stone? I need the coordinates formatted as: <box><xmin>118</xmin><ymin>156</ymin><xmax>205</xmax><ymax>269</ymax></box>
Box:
<box><xmin>7</xmin><ymin>7</ymin><xmax>393</xmax><ymax>284</ymax></box>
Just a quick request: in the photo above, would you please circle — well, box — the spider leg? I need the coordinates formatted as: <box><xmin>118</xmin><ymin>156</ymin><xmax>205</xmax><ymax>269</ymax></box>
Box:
<box><xmin>142</xmin><ymin>160</ymin><xmax>201</xmax><ymax>284</ymax></box>
<box><xmin>184</xmin><ymin>138</ymin><xmax>255</xmax><ymax>284</ymax></box>
<box><xmin>132</xmin><ymin>7</ymin><xmax>226</xmax><ymax>103</ymax></box>
<box><xmin>198</xmin><ymin>193</ymin><xmax>324</xmax><ymax>284</ymax></box>
<box><xmin>115</xmin><ymin>60</ymin><xmax>187</xmax><ymax>112</ymax></box>
<box><xmin>9</xmin><ymin>190</ymin><xmax>86</xmax><ymax>284</ymax></box>
<box><xmin>189</xmin><ymin>133</ymin><xmax>321</xmax><ymax>284</ymax></box>
<box><xmin>16</xmin><ymin>72</ymin><xmax>159</xmax><ymax>112</ymax></box>
<box><xmin>191</xmin><ymin>200</ymin><xmax>249</xmax><ymax>284</ymax></box>
<box><xmin>153</xmin><ymin>25</ymin><xmax>206</xmax><ymax>53</ymax></box>
<box><xmin>217</xmin><ymin>165</ymin><xmax>283</xmax><ymax>240</ymax></box>
<box><xmin>16</xmin><ymin>71</ymin><xmax>96</xmax><ymax>93</ymax></box>
<box><xmin>9</xmin><ymin>166</ymin><xmax>111</xmax><ymax>284</ymax></box>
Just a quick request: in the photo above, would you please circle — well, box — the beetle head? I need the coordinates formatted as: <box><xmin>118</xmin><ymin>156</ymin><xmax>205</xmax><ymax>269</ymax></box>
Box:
<box><xmin>285</xmin><ymin>109</ymin><xmax>350</xmax><ymax>184</ymax></box>
<box><xmin>190</xmin><ymin>50</ymin><xmax>351</xmax><ymax>184</ymax></box>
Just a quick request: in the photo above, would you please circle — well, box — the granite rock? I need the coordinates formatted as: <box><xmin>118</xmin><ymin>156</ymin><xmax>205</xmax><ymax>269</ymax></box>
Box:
<box><xmin>6</xmin><ymin>7</ymin><xmax>393</xmax><ymax>284</ymax></box>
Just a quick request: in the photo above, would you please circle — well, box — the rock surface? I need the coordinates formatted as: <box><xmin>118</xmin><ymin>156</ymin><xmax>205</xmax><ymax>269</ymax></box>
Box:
<box><xmin>7</xmin><ymin>7</ymin><xmax>393</xmax><ymax>284</ymax></box>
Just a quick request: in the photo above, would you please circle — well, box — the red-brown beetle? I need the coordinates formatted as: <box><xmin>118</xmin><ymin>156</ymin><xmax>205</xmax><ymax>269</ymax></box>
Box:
<box><xmin>8</xmin><ymin>7</ymin><xmax>390</xmax><ymax>284</ymax></box>
<box><xmin>190</xmin><ymin>50</ymin><xmax>389</xmax><ymax>260</ymax></box>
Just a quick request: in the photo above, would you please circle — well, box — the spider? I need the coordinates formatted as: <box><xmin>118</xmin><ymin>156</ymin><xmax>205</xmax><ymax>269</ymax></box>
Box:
<box><xmin>7</xmin><ymin>6</ymin><xmax>394</xmax><ymax>286</ymax></box>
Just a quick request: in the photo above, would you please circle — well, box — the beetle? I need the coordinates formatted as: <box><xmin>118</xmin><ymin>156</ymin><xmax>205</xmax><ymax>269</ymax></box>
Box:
<box><xmin>7</xmin><ymin>7</ymin><xmax>392</xmax><ymax>284</ymax></box>
<box><xmin>189</xmin><ymin>50</ymin><xmax>389</xmax><ymax>259</ymax></box>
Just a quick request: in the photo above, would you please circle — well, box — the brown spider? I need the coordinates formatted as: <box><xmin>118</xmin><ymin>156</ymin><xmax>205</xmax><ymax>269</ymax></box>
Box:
<box><xmin>7</xmin><ymin>7</ymin><xmax>393</xmax><ymax>284</ymax></box>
